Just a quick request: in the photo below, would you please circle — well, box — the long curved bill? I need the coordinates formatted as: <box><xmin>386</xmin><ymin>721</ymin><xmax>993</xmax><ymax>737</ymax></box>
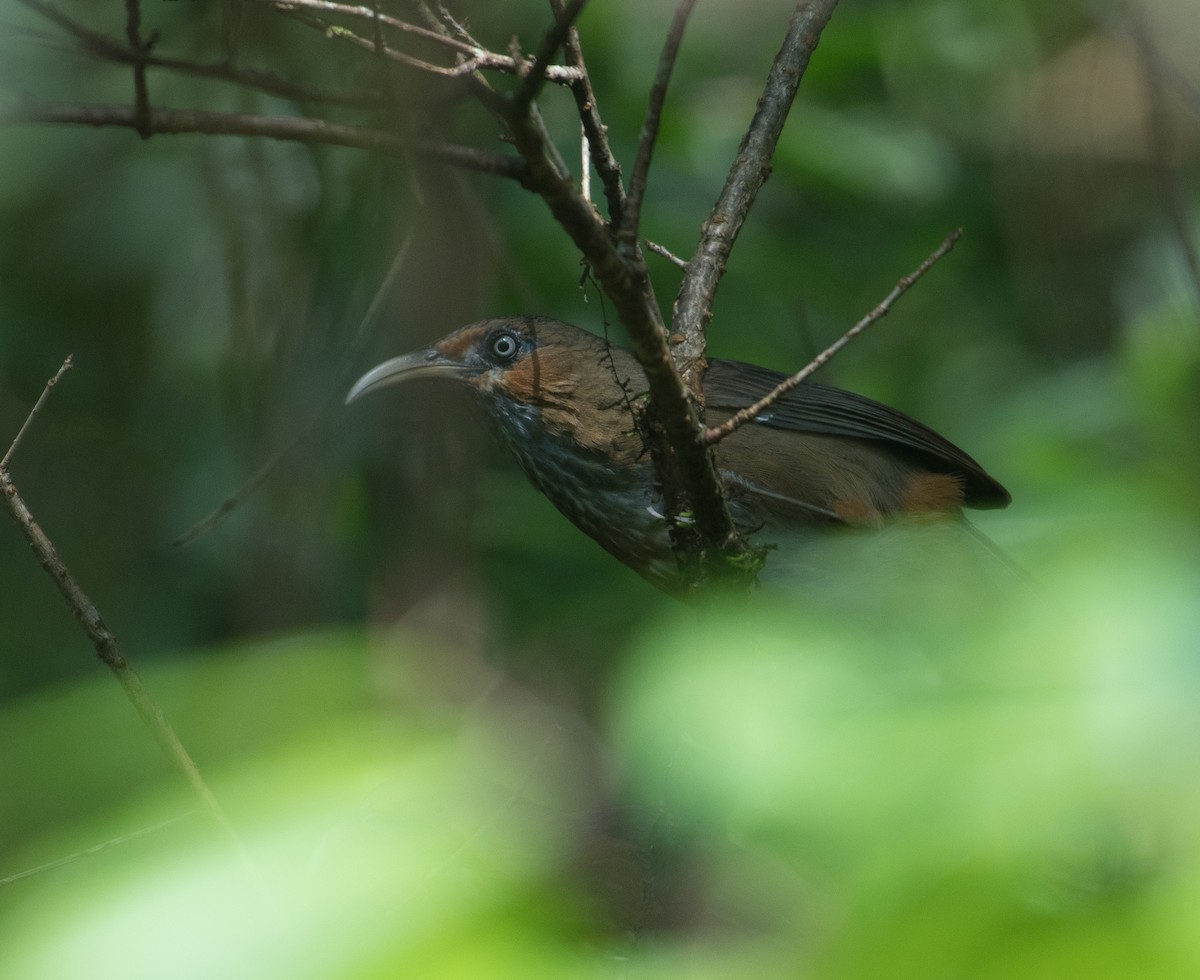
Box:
<box><xmin>345</xmin><ymin>348</ymin><xmax>466</xmax><ymax>405</ymax></box>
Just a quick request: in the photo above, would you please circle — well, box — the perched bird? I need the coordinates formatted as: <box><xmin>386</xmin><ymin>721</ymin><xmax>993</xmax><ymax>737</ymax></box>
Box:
<box><xmin>347</xmin><ymin>316</ymin><xmax>1010</xmax><ymax>595</ymax></box>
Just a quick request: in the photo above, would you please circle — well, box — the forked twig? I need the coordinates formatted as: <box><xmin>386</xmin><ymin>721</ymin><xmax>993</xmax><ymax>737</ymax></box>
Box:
<box><xmin>705</xmin><ymin>228</ymin><xmax>963</xmax><ymax>445</ymax></box>
<box><xmin>511</xmin><ymin>0</ymin><xmax>589</xmax><ymax>113</ymax></box>
<box><xmin>269</xmin><ymin>0</ymin><xmax>583</xmax><ymax>83</ymax></box>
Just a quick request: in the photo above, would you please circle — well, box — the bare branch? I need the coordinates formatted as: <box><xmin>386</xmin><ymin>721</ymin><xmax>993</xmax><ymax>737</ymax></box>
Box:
<box><xmin>1</xmin><ymin>361</ymin><xmax>272</xmax><ymax>908</ymax></box>
<box><xmin>674</xmin><ymin>0</ymin><xmax>838</xmax><ymax>394</ymax></box>
<box><xmin>4</xmin><ymin>99</ymin><xmax>533</xmax><ymax>184</ymax></box>
<box><xmin>502</xmin><ymin>111</ymin><xmax>640</xmax><ymax>307</ymax></box>
<box><xmin>433</xmin><ymin>2</ymin><xmax>477</xmax><ymax>43</ymax></box>
<box><xmin>266</xmin><ymin>0</ymin><xmax>583</xmax><ymax>83</ymax></box>
<box><xmin>511</xmin><ymin>0</ymin><xmax>589</xmax><ymax>113</ymax></box>
<box><xmin>485</xmin><ymin>2</ymin><xmax>755</xmax><ymax>582</ymax></box>
<box><xmin>16</xmin><ymin>0</ymin><xmax>382</xmax><ymax>107</ymax></box>
<box><xmin>2</xmin><ymin>356</ymin><xmax>72</xmax><ymax>470</ymax></box>
<box><xmin>646</xmin><ymin>239</ymin><xmax>688</xmax><ymax>270</ymax></box>
<box><xmin>12</xmin><ymin>0</ymin><xmax>827</xmax><ymax>589</ymax></box>
<box><xmin>502</xmin><ymin>96</ymin><xmax>746</xmax><ymax>568</ymax></box>
<box><xmin>622</xmin><ymin>0</ymin><xmax>697</xmax><ymax>250</ymax></box>
<box><xmin>275</xmin><ymin>4</ymin><xmax>469</xmax><ymax>76</ymax></box>
<box><xmin>551</xmin><ymin>0</ymin><xmax>626</xmax><ymax>223</ymax></box>
<box><xmin>705</xmin><ymin>228</ymin><xmax>963</xmax><ymax>445</ymax></box>
<box><xmin>271</xmin><ymin>0</ymin><xmax>474</xmax><ymax>52</ymax></box>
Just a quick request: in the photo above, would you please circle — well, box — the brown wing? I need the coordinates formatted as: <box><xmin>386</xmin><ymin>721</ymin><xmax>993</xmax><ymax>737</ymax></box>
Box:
<box><xmin>705</xmin><ymin>359</ymin><xmax>1010</xmax><ymax>509</ymax></box>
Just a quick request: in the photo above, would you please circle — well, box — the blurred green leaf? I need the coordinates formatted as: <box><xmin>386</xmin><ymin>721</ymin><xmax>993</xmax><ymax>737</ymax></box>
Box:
<box><xmin>614</xmin><ymin>521</ymin><xmax>1200</xmax><ymax>977</ymax></box>
<box><xmin>0</xmin><ymin>630</ymin><xmax>603</xmax><ymax>979</ymax></box>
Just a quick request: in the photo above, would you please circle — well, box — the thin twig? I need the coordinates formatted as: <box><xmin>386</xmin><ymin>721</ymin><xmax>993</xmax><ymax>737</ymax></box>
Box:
<box><xmin>433</xmin><ymin>8</ymin><xmax>506</xmax><ymax>108</ymax></box>
<box><xmin>0</xmin><ymin>816</ymin><xmax>189</xmax><ymax>887</ymax></box>
<box><xmin>276</xmin><ymin>5</ymin><xmax>467</xmax><ymax>76</ymax></box>
<box><xmin>0</xmin><ymin>361</ymin><xmax>274</xmax><ymax>910</ymax></box>
<box><xmin>2</xmin><ymin>356</ymin><xmax>72</xmax><ymax>471</ymax></box>
<box><xmin>646</xmin><ymin>239</ymin><xmax>688</xmax><ymax>270</ymax></box>
<box><xmin>266</xmin><ymin>0</ymin><xmax>582</xmax><ymax>83</ymax></box>
<box><xmin>5</xmin><ymin>100</ymin><xmax>533</xmax><ymax>184</ymax></box>
<box><xmin>434</xmin><ymin>2</ymin><xmax>476</xmax><ymax>44</ymax></box>
<box><xmin>622</xmin><ymin>0</ymin><xmax>697</xmax><ymax>251</ymax></box>
<box><xmin>171</xmin><ymin>452</ymin><xmax>280</xmax><ymax>549</ymax></box>
<box><xmin>16</xmin><ymin>0</ymin><xmax>382</xmax><ymax>107</ymax></box>
<box><xmin>705</xmin><ymin>228</ymin><xmax>963</xmax><ymax>445</ymax></box>
<box><xmin>271</xmin><ymin>0</ymin><xmax>472</xmax><ymax>53</ymax></box>
<box><xmin>674</xmin><ymin>0</ymin><xmax>838</xmax><ymax>396</ymax></box>
<box><xmin>511</xmin><ymin>0</ymin><xmax>589</xmax><ymax>113</ymax></box>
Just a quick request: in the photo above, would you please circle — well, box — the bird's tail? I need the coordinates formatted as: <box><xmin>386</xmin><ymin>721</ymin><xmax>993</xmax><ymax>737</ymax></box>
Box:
<box><xmin>958</xmin><ymin>516</ymin><xmax>1038</xmax><ymax>592</ymax></box>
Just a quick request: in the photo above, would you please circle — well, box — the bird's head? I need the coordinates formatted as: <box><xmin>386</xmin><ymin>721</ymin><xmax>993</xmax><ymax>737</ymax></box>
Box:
<box><xmin>346</xmin><ymin>316</ymin><xmax>646</xmax><ymax>457</ymax></box>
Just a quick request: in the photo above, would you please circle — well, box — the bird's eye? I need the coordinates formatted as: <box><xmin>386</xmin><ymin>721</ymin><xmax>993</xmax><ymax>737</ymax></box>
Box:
<box><xmin>488</xmin><ymin>330</ymin><xmax>520</xmax><ymax>362</ymax></box>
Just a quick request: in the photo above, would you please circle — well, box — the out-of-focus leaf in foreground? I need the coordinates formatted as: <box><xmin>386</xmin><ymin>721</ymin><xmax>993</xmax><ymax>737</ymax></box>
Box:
<box><xmin>615</xmin><ymin>519</ymin><xmax>1200</xmax><ymax>977</ymax></box>
<box><xmin>3</xmin><ymin>523</ymin><xmax>1199</xmax><ymax>977</ymax></box>
<box><xmin>0</xmin><ymin>631</ymin><xmax>601</xmax><ymax>979</ymax></box>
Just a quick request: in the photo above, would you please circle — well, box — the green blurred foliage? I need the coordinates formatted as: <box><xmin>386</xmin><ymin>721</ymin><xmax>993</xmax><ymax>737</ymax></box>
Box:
<box><xmin>1</xmin><ymin>0</ymin><xmax>1198</xmax><ymax>974</ymax></box>
<box><xmin>1</xmin><ymin>536</ymin><xmax>1198</xmax><ymax>977</ymax></box>
<box><xmin>617</xmin><ymin>526</ymin><xmax>1200</xmax><ymax>977</ymax></box>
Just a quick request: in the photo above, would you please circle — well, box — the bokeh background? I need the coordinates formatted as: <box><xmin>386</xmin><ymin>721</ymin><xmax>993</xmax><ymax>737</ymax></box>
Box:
<box><xmin>1</xmin><ymin>0</ymin><xmax>1198</xmax><ymax>976</ymax></box>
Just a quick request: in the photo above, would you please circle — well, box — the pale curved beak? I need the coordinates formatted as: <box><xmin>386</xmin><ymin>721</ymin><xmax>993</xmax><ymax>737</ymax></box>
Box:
<box><xmin>345</xmin><ymin>348</ymin><xmax>467</xmax><ymax>405</ymax></box>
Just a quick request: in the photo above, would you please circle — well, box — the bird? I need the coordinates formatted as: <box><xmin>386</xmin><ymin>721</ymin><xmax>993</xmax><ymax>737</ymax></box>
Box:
<box><xmin>347</xmin><ymin>315</ymin><xmax>1011</xmax><ymax>596</ymax></box>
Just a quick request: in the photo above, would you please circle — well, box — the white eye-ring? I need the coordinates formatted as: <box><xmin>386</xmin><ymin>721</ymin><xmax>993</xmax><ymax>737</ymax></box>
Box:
<box><xmin>489</xmin><ymin>331</ymin><xmax>520</xmax><ymax>361</ymax></box>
